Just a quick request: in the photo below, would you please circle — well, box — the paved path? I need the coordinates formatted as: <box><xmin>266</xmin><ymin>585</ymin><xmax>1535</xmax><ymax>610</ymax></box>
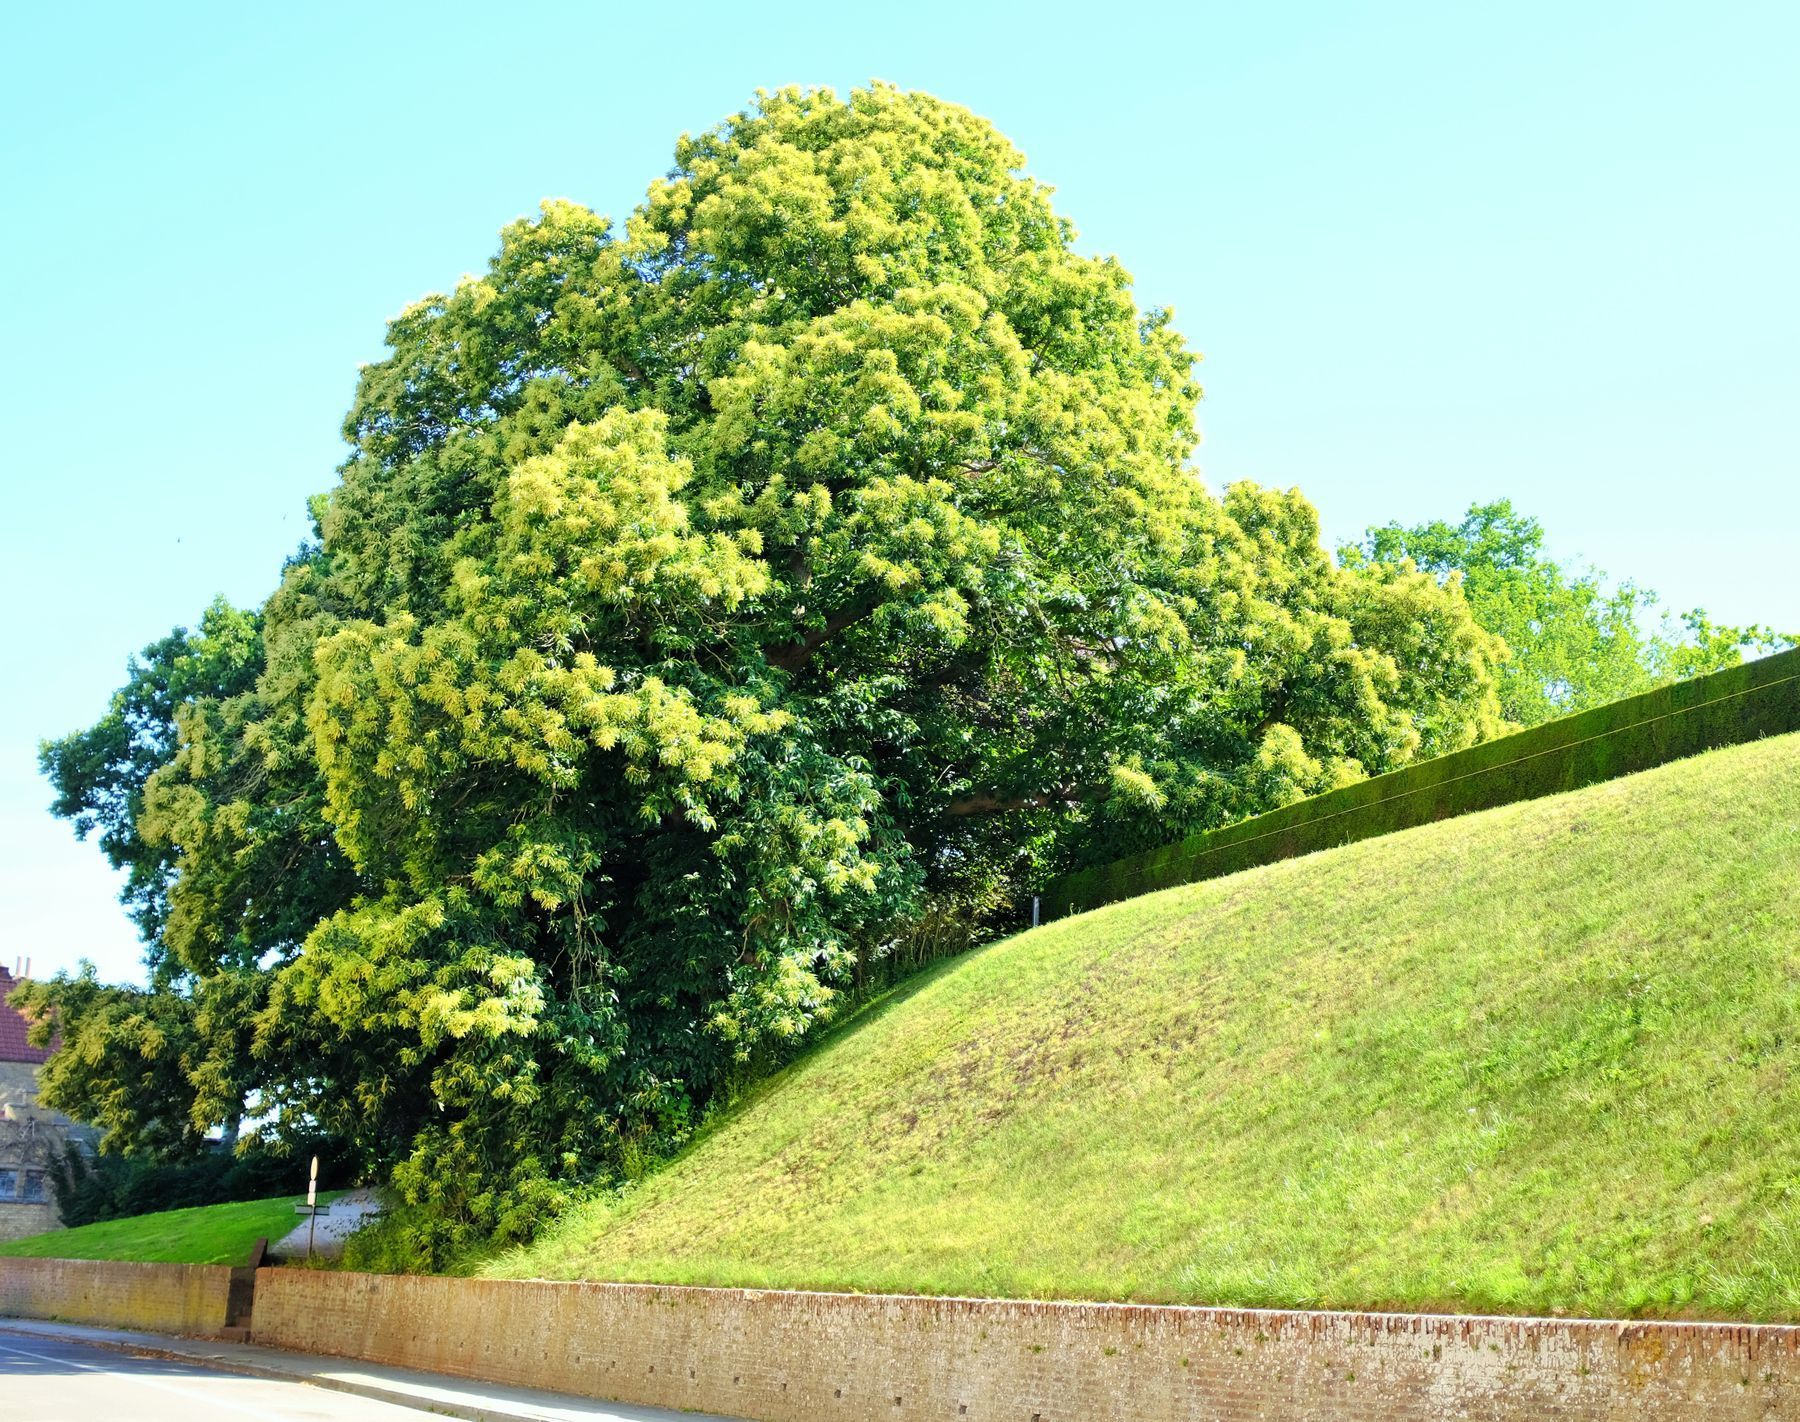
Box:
<box><xmin>272</xmin><ymin>1186</ymin><xmax>388</xmax><ymax>1261</ymax></box>
<box><xmin>0</xmin><ymin>1319</ymin><xmax>742</xmax><ymax>1422</ymax></box>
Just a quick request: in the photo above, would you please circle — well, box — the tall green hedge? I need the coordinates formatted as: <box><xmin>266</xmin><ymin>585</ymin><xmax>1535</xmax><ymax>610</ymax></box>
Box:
<box><xmin>1042</xmin><ymin>646</ymin><xmax>1800</xmax><ymax>919</ymax></box>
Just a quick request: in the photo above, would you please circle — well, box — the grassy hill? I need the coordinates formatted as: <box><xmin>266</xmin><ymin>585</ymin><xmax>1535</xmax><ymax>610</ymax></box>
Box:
<box><xmin>488</xmin><ymin>731</ymin><xmax>1800</xmax><ymax>1320</ymax></box>
<box><xmin>0</xmin><ymin>1193</ymin><xmax>337</xmax><ymax>1267</ymax></box>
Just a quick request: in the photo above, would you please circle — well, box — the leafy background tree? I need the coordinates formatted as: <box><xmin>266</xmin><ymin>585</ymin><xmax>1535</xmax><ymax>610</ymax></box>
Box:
<box><xmin>38</xmin><ymin>597</ymin><xmax>264</xmax><ymax>959</ymax></box>
<box><xmin>22</xmin><ymin>85</ymin><xmax>1505</xmax><ymax>1263</ymax></box>
<box><xmin>1347</xmin><ymin>500</ymin><xmax>1793</xmax><ymax>727</ymax></box>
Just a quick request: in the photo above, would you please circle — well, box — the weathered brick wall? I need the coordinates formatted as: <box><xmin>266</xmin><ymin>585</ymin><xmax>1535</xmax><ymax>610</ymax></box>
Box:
<box><xmin>252</xmin><ymin>1271</ymin><xmax>1800</xmax><ymax>1420</ymax></box>
<box><xmin>0</xmin><ymin>1257</ymin><xmax>232</xmax><ymax>1336</ymax></box>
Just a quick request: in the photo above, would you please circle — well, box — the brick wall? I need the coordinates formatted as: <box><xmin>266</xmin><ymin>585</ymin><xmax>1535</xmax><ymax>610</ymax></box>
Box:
<box><xmin>0</xmin><ymin>1257</ymin><xmax>232</xmax><ymax>1336</ymax></box>
<box><xmin>251</xmin><ymin>1271</ymin><xmax>1800</xmax><ymax>1421</ymax></box>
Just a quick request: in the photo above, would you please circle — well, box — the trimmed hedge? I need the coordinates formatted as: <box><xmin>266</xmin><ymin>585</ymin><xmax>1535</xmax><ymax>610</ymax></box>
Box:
<box><xmin>1042</xmin><ymin>646</ymin><xmax>1800</xmax><ymax>919</ymax></box>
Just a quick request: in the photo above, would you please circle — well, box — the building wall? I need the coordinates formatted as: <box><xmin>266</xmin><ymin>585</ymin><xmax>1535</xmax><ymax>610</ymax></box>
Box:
<box><xmin>0</xmin><ymin>1201</ymin><xmax>58</xmax><ymax>1244</ymax></box>
<box><xmin>250</xmin><ymin>1271</ymin><xmax>1800</xmax><ymax>1422</ymax></box>
<box><xmin>0</xmin><ymin>1060</ymin><xmax>82</xmax><ymax>1241</ymax></box>
<box><xmin>0</xmin><ymin>1061</ymin><xmax>37</xmax><ymax>1110</ymax></box>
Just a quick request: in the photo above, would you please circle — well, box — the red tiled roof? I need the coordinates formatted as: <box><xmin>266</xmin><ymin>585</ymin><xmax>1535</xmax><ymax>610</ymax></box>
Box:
<box><xmin>0</xmin><ymin>968</ymin><xmax>52</xmax><ymax>1065</ymax></box>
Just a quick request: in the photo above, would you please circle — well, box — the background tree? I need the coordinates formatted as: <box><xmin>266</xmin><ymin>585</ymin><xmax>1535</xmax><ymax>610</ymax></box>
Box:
<box><xmin>1348</xmin><ymin>500</ymin><xmax>1792</xmax><ymax>726</ymax></box>
<box><xmin>10</xmin><ymin>971</ymin><xmax>209</xmax><ymax>1158</ymax></box>
<box><xmin>30</xmin><ymin>543</ymin><xmax>359</xmax><ymax>1146</ymax></box>
<box><xmin>30</xmin><ymin>84</ymin><xmax>1502</xmax><ymax>1260</ymax></box>
<box><xmin>39</xmin><ymin>597</ymin><xmax>264</xmax><ymax>957</ymax></box>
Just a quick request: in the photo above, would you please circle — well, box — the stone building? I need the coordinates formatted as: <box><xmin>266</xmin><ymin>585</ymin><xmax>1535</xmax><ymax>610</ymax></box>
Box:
<box><xmin>0</xmin><ymin>964</ymin><xmax>95</xmax><ymax>1242</ymax></box>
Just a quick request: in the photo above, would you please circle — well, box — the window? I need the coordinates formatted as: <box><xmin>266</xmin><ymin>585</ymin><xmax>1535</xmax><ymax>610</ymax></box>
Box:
<box><xmin>0</xmin><ymin>1168</ymin><xmax>15</xmax><ymax>1199</ymax></box>
<box><xmin>21</xmin><ymin>1171</ymin><xmax>46</xmax><ymax>1202</ymax></box>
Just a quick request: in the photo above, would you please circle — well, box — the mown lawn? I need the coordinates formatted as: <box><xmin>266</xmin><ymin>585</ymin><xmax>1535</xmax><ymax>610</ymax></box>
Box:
<box><xmin>487</xmin><ymin>731</ymin><xmax>1800</xmax><ymax>1319</ymax></box>
<box><xmin>0</xmin><ymin>1193</ymin><xmax>340</xmax><ymax>1266</ymax></box>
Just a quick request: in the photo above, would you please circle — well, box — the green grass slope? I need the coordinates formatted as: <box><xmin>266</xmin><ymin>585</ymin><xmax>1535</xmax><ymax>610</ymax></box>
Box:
<box><xmin>0</xmin><ymin>1193</ymin><xmax>338</xmax><ymax>1266</ymax></box>
<box><xmin>490</xmin><ymin>731</ymin><xmax>1800</xmax><ymax>1319</ymax></box>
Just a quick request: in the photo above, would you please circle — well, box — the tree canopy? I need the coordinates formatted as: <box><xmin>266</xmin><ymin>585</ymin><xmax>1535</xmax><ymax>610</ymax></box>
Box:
<box><xmin>1348</xmin><ymin>501</ymin><xmax>1793</xmax><ymax>727</ymax></box>
<box><xmin>26</xmin><ymin>85</ymin><xmax>1503</xmax><ymax>1260</ymax></box>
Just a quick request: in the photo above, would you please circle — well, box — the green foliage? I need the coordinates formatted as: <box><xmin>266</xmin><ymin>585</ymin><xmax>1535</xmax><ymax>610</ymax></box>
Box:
<box><xmin>339</xmin><ymin>1202</ymin><xmax>480</xmax><ymax>1276</ymax></box>
<box><xmin>38</xmin><ymin>597</ymin><xmax>263</xmax><ymax>955</ymax></box>
<box><xmin>489</xmin><ymin>733</ymin><xmax>1800</xmax><ymax>1321</ymax></box>
<box><xmin>46</xmin><ymin>1137</ymin><xmax>354</xmax><ymax>1229</ymax></box>
<box><xmin>10</xmin><ymin>970</ymin><xmax>212</xmax><ymax>1157</ymax></box>
<box><xmin>35</xmin><ymin>85</ymin><xmax>1502</xmax><ymax>1259</ymax></box>
<box><xmin>1349</xmin><ymin>500</ymin><xmax>1793</xmax><ymax>726</ymax></box>
<box><xmin>1045</xmin><ymin>644</ymin><xmax>1800</xmax><ymax>917</ymax></box>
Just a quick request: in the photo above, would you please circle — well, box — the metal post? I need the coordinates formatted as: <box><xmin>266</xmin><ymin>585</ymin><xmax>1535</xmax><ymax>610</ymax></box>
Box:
<box><xmin>1032</xmin><ymin>895</ymin><xmax>1041</xmax><ymax>928</ymax></box>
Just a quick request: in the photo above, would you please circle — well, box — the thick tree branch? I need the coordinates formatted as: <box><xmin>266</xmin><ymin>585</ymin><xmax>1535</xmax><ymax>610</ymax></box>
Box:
<box><xmin>763</xmin><ymin>600</ymin><xmax>881</xmax><ymax>673</ymax></box>
<box><xmin>1251</xmin><ymin>688</ymin><xmax>1291</xmax><ymax>742</ymax></box>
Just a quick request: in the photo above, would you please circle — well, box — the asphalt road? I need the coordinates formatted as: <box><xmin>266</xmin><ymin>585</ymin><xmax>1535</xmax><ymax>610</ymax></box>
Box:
<box><xmin>0</xmin><ymin>1328</ymin><xmax>429</xmax><ymax>1421</ymax></box>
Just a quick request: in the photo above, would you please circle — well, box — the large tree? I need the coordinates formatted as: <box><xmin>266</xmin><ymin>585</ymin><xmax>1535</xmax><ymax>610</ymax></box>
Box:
<box><xmin>28</xmin><ymin>85</ymin><xmax>1501</xmax><ymax>1259</ymax></box>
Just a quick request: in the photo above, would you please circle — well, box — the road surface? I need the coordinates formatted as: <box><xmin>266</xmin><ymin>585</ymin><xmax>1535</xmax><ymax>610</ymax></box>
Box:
<box><xmin>0</xmin><ymin>1319</ymin><xmax>740</xmax><ymax>1422</ymax></box>
<box><xmin>0</xmin><ymin>1327</ymin><xmax>429</xmax><ymax>1420</ymax></box>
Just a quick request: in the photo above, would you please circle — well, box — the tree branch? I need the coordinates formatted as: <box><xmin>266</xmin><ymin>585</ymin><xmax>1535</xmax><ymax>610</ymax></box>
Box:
<box><xmin>1251</xmin><ymin>688</ymin><xmax>1291</xmax><ymax>742</ymax></box>
<box><xmin>942</xmin><ymin>783</ymin><xmax>1112</xmax><ymax>819</ymax></box>
<box><xmin>763</xmin><ymin>600</ymin><xmax>881</xmax><ymax>673</ymax></box>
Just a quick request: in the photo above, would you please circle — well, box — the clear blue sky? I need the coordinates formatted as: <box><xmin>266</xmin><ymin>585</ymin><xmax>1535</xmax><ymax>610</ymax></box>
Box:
<box><xmin>3</xmin><ymin>1</ymin><xmax>1795</xmax><ymax>984</ymax></box>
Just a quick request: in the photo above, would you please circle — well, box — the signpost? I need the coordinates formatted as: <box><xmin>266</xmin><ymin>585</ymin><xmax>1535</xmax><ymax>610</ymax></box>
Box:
<box><xmin>293</xmin><ymin>1154</ymin><xmax>333</xmax><ymax>1261</ymax></box>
